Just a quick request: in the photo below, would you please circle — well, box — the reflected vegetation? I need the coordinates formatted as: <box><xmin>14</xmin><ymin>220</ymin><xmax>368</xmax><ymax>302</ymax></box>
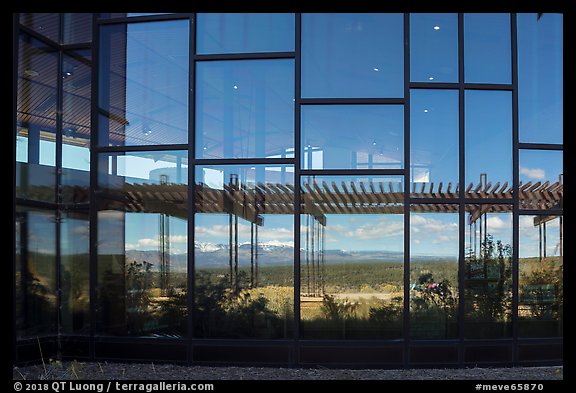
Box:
<box><xmin>15</xmin><ymin>207</ymin><xmax>57</xmax><ymax>338</ymax></box>
<box><xmin>60</xmin><ymin>212</ymin><xmax>90</xmax><ymax>334</ymax></box>
<box><xmin>299</xmin><ymin>176</ymin><xmax>404</xmax><ymax>339</ymax></box>
<box><xmin>194</xmin><ymin>165</ymin><xmax>294</xmax><ymax>338</ymax></box>
<box><xmin>519</xmin><ymin>215</ymin><xmax>563</xmax><ymax>337</ymax></box>
<box><xmin>464</xmin><ymin>206</ymin><xmax>512</xmax><ymax>338</ymax></box>
<box><xmin>410</xmin><ymin>211</ymin><xmax>459</xmax><ymax>339</ymax></box>
<box><xmin>96</xmin><ymin>151</ymin><xmax>188</xmax><ymax>337</ymax></box>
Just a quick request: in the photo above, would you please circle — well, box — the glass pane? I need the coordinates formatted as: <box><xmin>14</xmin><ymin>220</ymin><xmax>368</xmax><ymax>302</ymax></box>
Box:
<box><xmin>62</xmin><ymin>13</ymin><xmax>92</xmax><ymax>44</ymax></box>
<box><xmin>464</xmin><ymin>13</ymin><xmax>511</xmax><ymax>84</ymax></box>
<box><xmin>519</xmin><ymin>215</ymin><xmax>563</xmax><ymax>337</ymax></box>
<box><xmin>300</xmin><ymin>176</ymin><xmax>404</xmax><ymax>339</ymax></box>
<box><xmin>302</xmin><ymin>13</ymin><xmax>403</xmax><ymax>98</ymax></box>
<box><xmin>464</xmin><ymin>205</ymin><xmax>512</xmax><ymax>338</ymax></box>
<box><xmin>100</xmin><ymin>13</ymin><xmax>173</xmax><ymax>18</ymax></box>
<box><xmin>19</xmin><ymin>13</ymin><xmax>60</xmax><ymax>43</ymax></box>
<box><xmin>96</xmin><ymin>151</ymin><xmax>188</xmax><ymax>337</ymax></box>
<box><xmin>519</xmin><ymin>150</ymin><xmax>563</xmax><ymax>211</ymax></box>
<box><xmin>16</xmin><ymin>34</ymin><xmax>58</xmax><ymax>203</ymax></box>
<box><xmin>62</xmin><ymin>50</ymin><xmax>91</xmax><ymax>204</ymax></box>
<box><xmin>197</xmin><ymin>13</ymin><xmax>294</xmax><ymax>54</ymax></box>
<box><xmin>410</xmin><ymin>210</ymin><xmax>459</xmax><ymax>339</ymax></box>
<box><xmin>196</xmin><ymin>60</ymin><xmax>294</xmax><ymax>159</ymax></box>
<box><xmin>410</xmin><ymin>89</ymin><xmax>459</xmax><ymax>197</ymax></box>
<box><xmin>61</xmin><ymin>211</ymin><xmax>90</xmax><ymax>334</ymax></box>
<box><xmin>410</xmin><ymin>13</ymin><xmax>458</xmax><ymax>83</ymax></box>
<box><xmin>15</xmin><ymin>206</ymin><xmax>57</xmax><ymax>339</ymax></box>
<box><xmin>301</xmin><ymin>105</ymin><xmax>403</xmax><ymax>170</ymax></box>
<box><xmin>98</xmin><ymin>21</ymin><xmax>189</xmax><ymax>146</ymax></box>
<box><xmin>518</xmin><ymin>13</ymin><xmax>563</xmax><ymax>144</ymax></box>
<box><xmin>194</xmin><ymin>165</ymin><xmax>294</xmax><ymax>339</ymax></box>
<box><xmin>465</xmin><ymin>90</ymin><xmax>512</xmax><ymax>198</ymax></box>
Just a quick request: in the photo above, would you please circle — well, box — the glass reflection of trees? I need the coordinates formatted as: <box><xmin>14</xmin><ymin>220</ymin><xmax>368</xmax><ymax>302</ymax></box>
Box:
<box><xmin>194</xmin><ymin>165</ymin><xmax>294</xmax><ymax>339</ymax></box>
<box><xmin>97</xmin><ymin>152</ymin><xmax>188</xmax><ymax>337</ymax></box>
<box><xmin>464</xmin><ymin>206</ymin><xmax>512</xmax><ymax>338</ymax></box>
<box><xmin>410</xmin><ymin>211</ymin><xmax>459</xmax><ymax>339</ymax></box>
<box><xmin>299</xmin><ymin>177</ymin><xmax>404</xmax><ymax>339</ymax></box>
<box><xmin>519</xmin><ymin>215</ymin><xmax>563</xmax><ymax>337</ymax></box>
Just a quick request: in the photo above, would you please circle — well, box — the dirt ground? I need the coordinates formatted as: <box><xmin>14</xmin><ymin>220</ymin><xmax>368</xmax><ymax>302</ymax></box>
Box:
<box><xmin>12</xmin><ymin>361</ymin><xmax>563</xmax><ymax>380</ymax></box>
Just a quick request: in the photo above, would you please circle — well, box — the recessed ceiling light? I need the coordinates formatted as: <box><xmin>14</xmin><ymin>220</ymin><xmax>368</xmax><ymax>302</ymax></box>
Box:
<box><xmin>233</xmin><ymin>85</ymin><xmax>238</xmax><ymax>89</ymax></box>
<box><xmin>373</xmin><ymin>68</ymin><xmax>379</xmax><ymax>72</ymax></box>
<box><xmin>424</xmin><ymin>109</ymin><xmax>429</xmax><ymax>113</ymax></box>
<box><xmin>434</xmin><ymin>26</ymin><xmax>440</xmax><ymax>30</ymax></box>
<box><xmin>372</xmin><ymin>141</ymin><xmax>377</xmax><ymax>146</ymax></box>
<box><xmin>428</xmin><ymin>77</ymin><xmax>434</xmax><ymax>81</ymax></box>
<box><xmin>203</xmin><ymin>146</ymin><xmax>207</xmax><ymax>150</ymax></box>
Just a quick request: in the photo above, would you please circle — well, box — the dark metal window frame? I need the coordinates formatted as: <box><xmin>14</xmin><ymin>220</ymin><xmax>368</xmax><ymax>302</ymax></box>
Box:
<box><xmin>14</xmin><ymin>12</ymin><xmax>563</xmax><ymax>367</ymax></box>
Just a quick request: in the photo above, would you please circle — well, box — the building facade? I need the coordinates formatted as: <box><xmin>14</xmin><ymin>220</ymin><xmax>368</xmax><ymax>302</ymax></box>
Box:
<box><xmin>13</xmin><ymin>13</ymin><xmax>563</xmax><ymax>367</ymax></box>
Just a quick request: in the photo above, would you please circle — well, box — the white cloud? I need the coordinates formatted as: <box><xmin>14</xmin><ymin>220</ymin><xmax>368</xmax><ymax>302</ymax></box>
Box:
<box><xmin>486</xmin><ymin>216</ymin><xmax>511</xmax><ymax>231</ymax></box>
<box><xmin>352</xmin><ymin>221</ymin><xmax>404</xmax><ymax>240</ymax></box>
<box><xmin>520</xmin><ymin>166</ymin><xmax>545</xmax><ymax>180</ymax></box>
<box><xmin>126</xmin><ymin>234</ymin><xmax>188</xmax><ymax>250</ymax></box>
<box><xmin>195</xmin><ymin>223</ymin><xmax>293</xmax><ymax>241</ymax></box>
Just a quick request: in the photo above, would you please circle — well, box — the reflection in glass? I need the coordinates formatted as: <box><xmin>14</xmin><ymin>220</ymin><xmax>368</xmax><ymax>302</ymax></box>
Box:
<box><xmin>16</xmin><ymin>34</ymin><xmax>58</xmax><ymax>203</ymax></box>
<box><xmin>61</xmin><ymin>212</ymin><xmax>90</xmax><ymax>334</ymax></box>
<box><xmin>301</xmin><ymin>105</ymin><xmax>403</xmax><ymax>170</ymax></box>
<box><xmin>15</xmin><ymin>206</ymin><xmax>57</xmax><ymax>339</ymax></box>
<box><xmin>197</xmin><ymin>13</ymin><xmax>294</xmax><ymax>54</ymax></box>
<box><xmin>518</xmin><ymin>13</ymin><xmax>563</xmax><ymax>144</ymax></box>
<box><xmin>519</xmin><ymin>215</ymin><xmax>562</xmax><ymax>337</ymax></box>
<box><xmin>96</xmin><ymin>151</ymin><xmax>188</xmax><ymax>337</ymax></box>
<box><xmin>196</xmin><ymin>60</ymin><xmax>294</xmax><ymax>159</ymax></box>
<box><xmin>410</xmin><ymin>90</ymin><xmax>459</xmax><ymax>197</ymax></box>
<box><xmin>194</xmin><ymin>165</ymin><xmax>294</xmax><ymax>339</ymax></box>
<box><xmin>302</xmin><ymin>13</ymin><xmax>403</xmax><ymax>98</ymax></box>
<box><xmin>62</xmin><ymin>13</ymin><xmax>92</xmax><ymax>44</ymax></box>
<box><xmin>410</xmin><ymin>13</ymin><xmax>458</xmax><ymax>83</ymax></box>
<box><xmin>464</xmin><ymin>13</ymin><xmax>511</xmax><ymax>84</ymax></box>
<box><xmin>465</xmin><ymin>90</ymin><xmax>512</xmax><ymax>198</ymax></box>
<box><xmin>98</xmin><ymin>21</ymin><xmax>189</xmax><ymax>146</ymax></box>
<box><xmin>62</xmin><ymin>50</ymin><xmax>91</xmax><ymax>204</ymax></box>
<box><xmin>100</xmin><ymin>13</ymin><xmax>173</xmax><ymax>18</ymax></box>
<box><xmin>410</xmin><ymin>210</ymin><xmax>459</xmax><ymax>339</ymax></box>
<box><xmin>519</xmin><ymin>150</ymin><xmax>563</xmax><ymax>211</ymax></box>
<box><xmin>300</xmin><ymin>176</ymin><xmax>404</xmax><ymax>339</ymax></box>
<box><xmin>19</xmin><ymin>13</ymin><xmax>60</xmax><ymax>43</ymax></box>
<box><xmin>464</xmin><ymin>205</ymin><xmax>512</xmax><ymax>338</ymax></box>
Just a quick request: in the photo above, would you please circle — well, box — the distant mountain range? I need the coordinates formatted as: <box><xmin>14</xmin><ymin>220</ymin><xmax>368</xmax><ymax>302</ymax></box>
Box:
<box><xmin>125</xmin><ymin>242</ymin><xmax>453</xmax><ymax>272</ymax></box>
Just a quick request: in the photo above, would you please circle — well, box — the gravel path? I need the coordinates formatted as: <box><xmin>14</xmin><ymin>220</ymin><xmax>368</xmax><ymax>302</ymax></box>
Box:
<box><xmin>12</xmin><ymin>361</ymin><xmax>563</xmax><ymax>380</ymax></box>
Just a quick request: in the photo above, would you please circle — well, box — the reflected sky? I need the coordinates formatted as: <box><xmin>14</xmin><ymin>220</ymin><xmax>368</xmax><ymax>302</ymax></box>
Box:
<box><xmin>518</xmin><ymin>13</ymin><xmax>563</xmax><ymax>144</ymax></box>
<box><xmin>411</xmin><ymin>212</ymin><xmax>459</xmax><ymax>257</ymax></box>
<box><xmin>410</xmin><ymin>89</ymin><xmax>458</xmax><ymax>188</ymax></box>
<box><xmin>464</xmin><ymin>13</ymin><xmax>511</xmax><ymax>84</ymax></box>
<box><xmin>519</xmin><ymin>150</ymin><xmax>563</xmax><ymax>185</ymax></box>
<box><xmin>197</xmin><ymin>13</ymin><xmax>294</xmax><ymax>54</ymax></box>
<box><xmin>465</xmin><ymin>90</ymin><xmax>512</xmax><ymax>187</ymax></box>
<box><xmin>301</xmin><ymin>105</ymin><xmax>403</xmax><ymax>170</ymax></box>
<box><xmin>302</xmin><ymin>176</ymin><xmax>403</xmax><ymax>252</ymax></box>
<box><xmin>196</xmin><ymin>60</ymin><xmax>294</xmax><ymax>159</ymax></box>
<box><xmin>410</xmin><ymin>13</ymin><xmax>458</xmax><ymax>83</ymax></box>
<box><xmin>519</xmin><ymin>215</ymin><xmax>561</xmax><ymax>258</ymax></box>
<box><xmin>302</xmin><ymin>13</ymin><xmax>403</xmax><ymax>98</ymax></box>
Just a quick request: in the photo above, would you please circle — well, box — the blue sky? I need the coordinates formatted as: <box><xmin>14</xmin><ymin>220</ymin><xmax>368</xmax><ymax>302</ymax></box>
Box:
<box><xmin>19</xmin><ymin>13</ymin><xmax>562</xmax><ymax>261</ymax></box>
